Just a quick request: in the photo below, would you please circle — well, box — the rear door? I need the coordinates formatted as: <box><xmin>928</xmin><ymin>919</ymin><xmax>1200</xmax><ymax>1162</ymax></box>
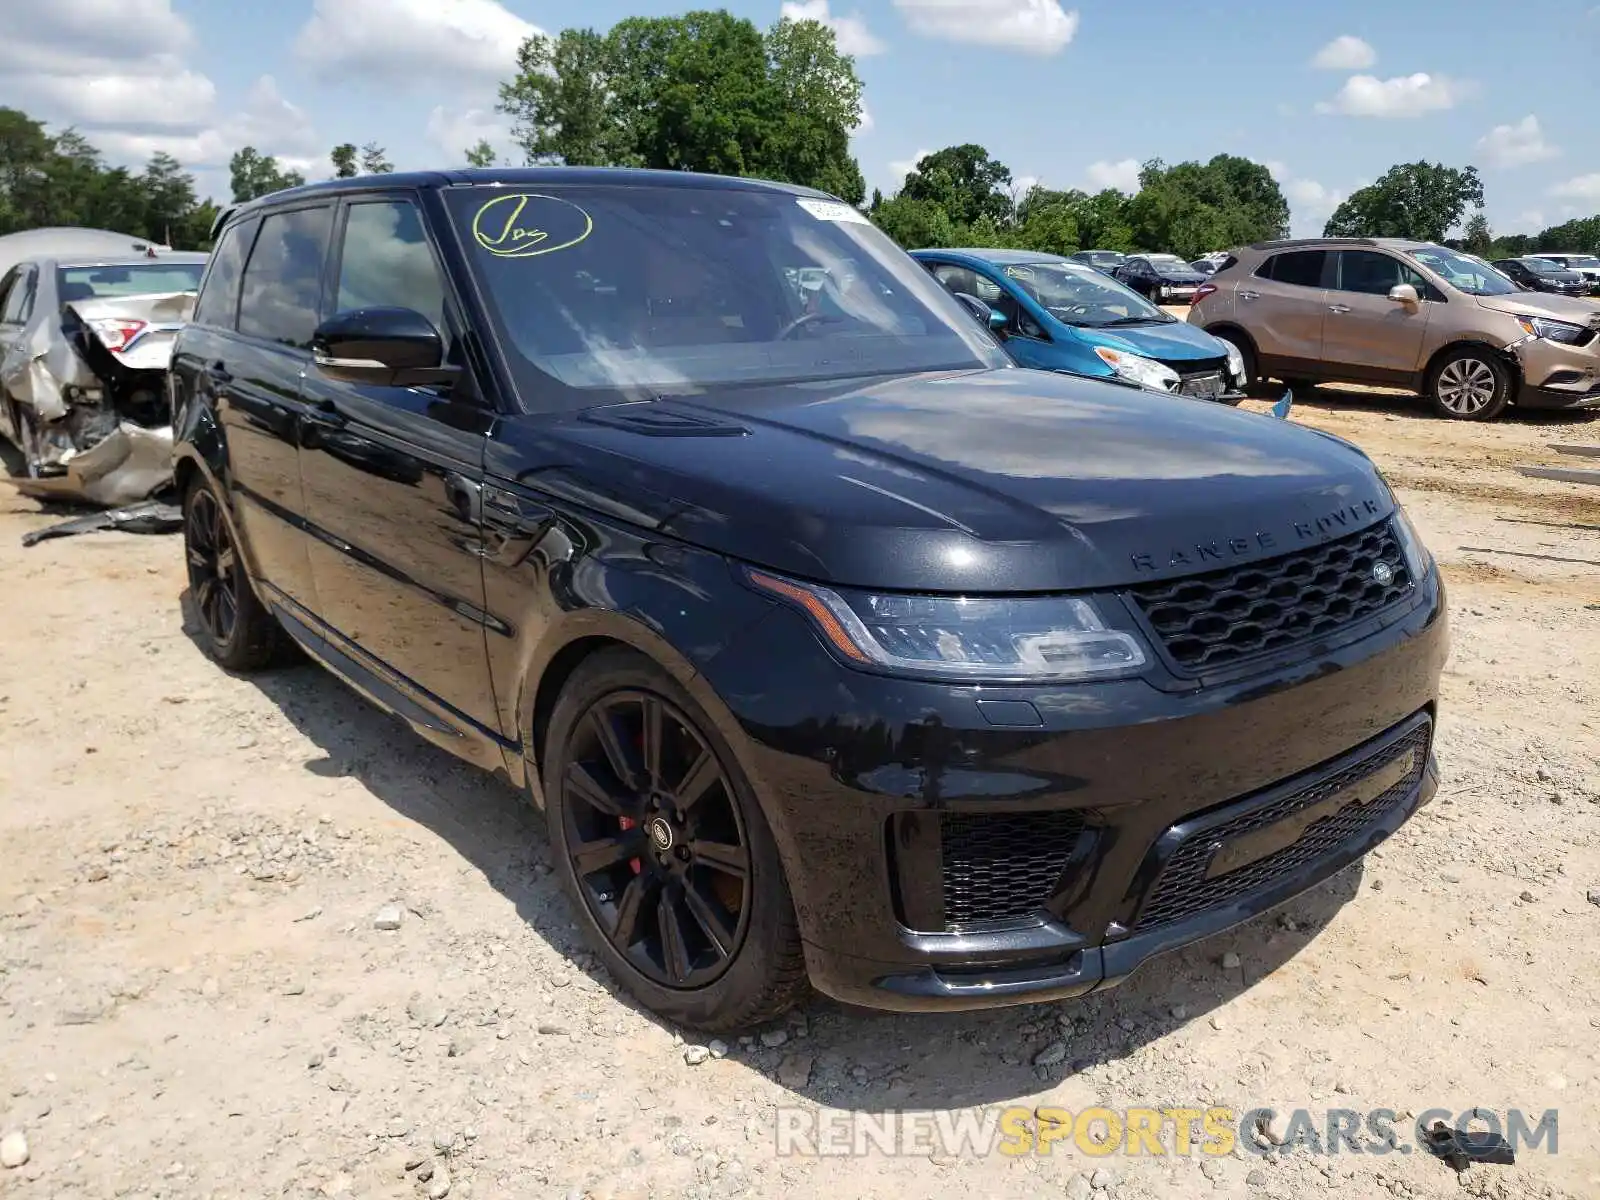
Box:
<box><xmin>295</xmin><ymin>192</ymin><xmax>504</xmax><ymax>747</ymax></box>
<box><xmin>210</xmin><ymin>204</ymin><xmax>334</xmax><ymax>612</ymax></box>
<box><xmin>1241</xmin><ymin>249</ymin><xmax>1329</xmax><ymax>374</ymax></box>
<box><xmin>1320</xmin><ymin>249</ymin><xmax>1438</xmax><ymax>382</ymax></box>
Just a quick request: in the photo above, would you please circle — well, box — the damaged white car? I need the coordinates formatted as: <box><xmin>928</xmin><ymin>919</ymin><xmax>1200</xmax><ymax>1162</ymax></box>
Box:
<box><xmin>0</xmin><ymin>251</ymin><xmax>208</xmax><ymax>505</ymax></box>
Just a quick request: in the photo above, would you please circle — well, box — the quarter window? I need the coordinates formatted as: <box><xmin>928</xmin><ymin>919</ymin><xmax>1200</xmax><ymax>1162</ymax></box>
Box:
<box><xmin>334</xmin><ymin>199</ymin><xmax>449</xmax><ymax>335</ymax></box>
<box><xmin>237</xmin><ymin>206</ymin><xmax>335</xmax><ymax>349</ymax></box>
<box><xmin>193</xmin><ymin>219</ymin><xmax>255</xmax><ymax>329</ymax></box>
<box><xmin>1</xmin><ymin>267</ymin><xmax>34</xmax><ymax>324</ymax></box>
<box><xmin>1261</xmin><ymin>250</ymin><xmax>1326</xmax><ymax>288</ymax></box>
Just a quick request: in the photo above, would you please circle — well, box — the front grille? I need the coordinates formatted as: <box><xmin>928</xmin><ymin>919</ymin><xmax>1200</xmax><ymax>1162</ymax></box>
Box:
<box><xmin>1128</xmin><ymin>520</ymin><xmax>1413</xmax><ymax>672</ymax></box>
<box><xmin>1133</xmin><ymin>720</ymin><xmax>1431</xmax><ymax>933</ymax></box>
<box><xmin>1157</xmin><ymin>353</ymin><xmax>1227</xmax><ymax>378</ymax></box>
<box><xmin>941</xmin><ymin>810</ymin><xmax>1085</xmax><ymax>926</ymax></box>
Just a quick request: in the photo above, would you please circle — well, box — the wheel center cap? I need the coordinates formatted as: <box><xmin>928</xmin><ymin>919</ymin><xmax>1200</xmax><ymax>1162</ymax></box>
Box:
<box><xmin>647</xmin><ymin>816</ymin><xmax>675</xmax><ymax>853</ymax></box>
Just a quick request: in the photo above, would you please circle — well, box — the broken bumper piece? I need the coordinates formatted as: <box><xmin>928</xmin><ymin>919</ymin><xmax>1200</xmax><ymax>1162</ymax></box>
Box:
<box><xmin>9</xmin><ymin>422</ymin><xmax>174</xmax><ymax>508</ymax></box>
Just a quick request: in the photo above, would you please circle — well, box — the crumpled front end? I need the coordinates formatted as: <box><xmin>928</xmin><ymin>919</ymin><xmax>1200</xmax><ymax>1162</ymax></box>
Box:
<box><xmin>2</xmin><ymin>291</ymin><xmax>192</xmax><ymax>506</ymax></box>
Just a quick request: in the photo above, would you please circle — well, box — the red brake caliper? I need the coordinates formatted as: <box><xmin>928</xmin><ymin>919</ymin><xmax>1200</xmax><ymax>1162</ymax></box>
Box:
<box><xmin>618</xmin><ymin>815</ymin><xmax>642</xmax><ymax>874</ymax></box>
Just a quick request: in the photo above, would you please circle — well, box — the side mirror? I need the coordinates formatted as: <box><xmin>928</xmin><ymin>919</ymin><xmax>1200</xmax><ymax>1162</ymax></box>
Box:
<box><xmin>952</xmin><ymin>291</ymin><xmax>1005</xmax><ymax>335</ymax></box>
<box><xmin>1388</xmin><ymin>283</ymin><xmax>1420</xmax><ymax>306</ymax></box>
<box><xmin>312</xmin><ymin>306</ymin><xmax>459</xmax><ymax>387</ymax></box>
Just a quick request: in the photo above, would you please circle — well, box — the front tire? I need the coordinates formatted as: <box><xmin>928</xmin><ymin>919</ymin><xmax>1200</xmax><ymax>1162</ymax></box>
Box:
<box><xmin>1428</xmin><ymin>347</ymin><xmax>1511</xmax><ymax>421</ymax></box>
<box><xmin>183</xmin><ymin>475</ymin><xmax>286</xmax><ymax>671</ymax></box>
<box><xmin>542</xmin><ymin>648</ymin><xmax>807</xmax><ymax>1031</ymax></box>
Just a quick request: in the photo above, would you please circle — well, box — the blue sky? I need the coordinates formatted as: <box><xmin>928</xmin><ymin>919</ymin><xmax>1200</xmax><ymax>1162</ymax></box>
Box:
<box><xmin>6</xmin><ymin>0</ymin><xmax>1600</xmax><ymax>237</ymax></box>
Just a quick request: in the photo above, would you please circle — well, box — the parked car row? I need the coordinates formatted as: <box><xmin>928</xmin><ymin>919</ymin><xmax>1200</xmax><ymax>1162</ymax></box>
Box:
<box><xmin>1187</xmin><ymin>236</ymin><xmax>1600</xmax><ymax>421</ymax></box>
<box><xmin>165</xmin><ymin>166</ymin><xmax>1446</xmax><ymax>1033</ymax></box>
<box><xmin>1491</xmin><ymin>256</ymin><xmax>1595</xmax><ymax>297</ymax></box>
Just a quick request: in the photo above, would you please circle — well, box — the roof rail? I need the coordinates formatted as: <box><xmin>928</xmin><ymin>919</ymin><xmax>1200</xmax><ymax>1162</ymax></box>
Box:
<box><xmin>1245</xmin><ymin>237</ymin><xmax>1377</xmax><ymax>250</ymax></box>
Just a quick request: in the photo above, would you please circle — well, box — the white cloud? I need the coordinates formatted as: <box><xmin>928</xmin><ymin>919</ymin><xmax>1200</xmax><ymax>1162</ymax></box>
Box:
<box><xmin>1260</xmin><ymin>161</ymin><xmax>1345</xmax><ymax>236</ymax></box>
<box><xmin>1511</xmin><ymin>210</ymin><xmax>1546</xmax><ymax>232</ymax></box>
<box><xmin>781</xmin><ymin>0</ymin><xmax>886</xmax><ymax>56</ymax></box>
<box><xmin>854</xmin><ymin>101</ymin><xmax>874</xmax><ymax>134</ymax></box>
<box><xmin>0</xmin><ymin>0</ymin><xmax>318</xmax><ymax>200</ymax></box>
<box><xmin>1310</xmin><ymin>35</ymin><xmax>1376</xmax><ymax>70</ymax></box>
<box><xmin>1473</xmin><ymin>115</ymin><xmax>1559</xmax><ymax>170</ymax></box>
<box><xmin>93</xmin><ymin>77</ymin><xmax>320</xmax><ymax>174</ymax></box>
<box><xmin>893</xmin><ymin>0</ymin><xmax>1079</xmax><ymax>54</ymax></box>
<box><xmin>1550</xmin><ymin>173</ymin><xmax>1600</xmax><ymax>201</ymax></box>
<box><xmin>1011</xmin><ymin>173</ymin><xmax>1040</xmax><ymax>198</ymax></box>
<box><xmin>889</xmin><ymin>148</ymin><xmax>935</xmax><ymax>184</ymax></box>
<box><xmin>425</xmin><ymin>106</ymin><xmax>518</xmax><ymax>164</ymax></box>
<box><xmin>295</xmin><ymin>0</ymin><xmax>540</xmax><ymax>84</ymax></box>
<box><xmin>1316</xmin><ymin>73</ymin><xmax>1474</xmax><ymax>118</ymax></box>
<box><xmin>1085</xmin><ymin>158</ymin><xmax>1141</xmax><ymax>193</ymax></box>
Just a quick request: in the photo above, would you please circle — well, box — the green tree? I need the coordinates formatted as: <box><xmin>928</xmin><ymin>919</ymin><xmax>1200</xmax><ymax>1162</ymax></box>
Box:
<box><xmin>1535</xmin><ymin>215</ymin><xmax>1600</xmax><ymax>254</ymax></box>
<box><xmin>868</xmin><ymin>193</ymin><xmax>958</xmax><ymax>249</ymax></box>
<box><xmin>1127</xmin><ymin>155</ymin><xmax>1288</xmax><ymax>257</ymax></box>
<box><xmin>496</xmin><ymin>11</ymin><xmax>865</xmax><ymax>200</ymax></box>
<box><xmin>229</xmin><ymin>146</ymin><xmax>305</xmax><ymax>203</ymax></box>
<box><xmin>464</xmin><ymin>139</ymin><xmax>497</xmax><ymax>168</ymax></box>
<box><xmin>359</xmin><ymin>142</ymin><xmax>393</xmax><ymax>174</ymax></box>
<box><xmin>1324</xmin><ymin>162</ymin><xmax>1484</xmax><ymax>243</ymax></box>
<box><xmin>900</xmin><ymin>144</ymin><xmax>1013</xmax><ymax>229</ymax></box>
<box><xmin>1462</xmin><ymin>212</ymin><xmax>1492</xmax><ymax>255</ymax></box>
<box><xmin>1011</xmin><ymin>186</ymin><xmax>1081</xmax><ymax>256</ymax></box>
<box><xmin>0</xmin><ymin>107</ymin><xmax>57</xmax><ymax>234</ymax></box>
<box><xmin>330</xmin><ymin>143</ymin><xmax>359</xmax><ymax>178</ymax></box>
<box><xmin>138</xmin><ymin>152</ymin><xmax>199</xmax><ymax>245</ymax></box>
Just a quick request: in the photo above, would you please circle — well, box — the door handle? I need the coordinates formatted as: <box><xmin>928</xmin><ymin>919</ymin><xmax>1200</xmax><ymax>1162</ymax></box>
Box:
<box><xmin>300</xmin><ymin>397</ymin><xmax>345</xmax><ymax>429</ymax></box>
<box><xmin>1239</xmin><ymin>290</ymin><xmax>1260</xmax><ymax>301</ymax></box>
<box><xmin>445</xmin><ymin>472</ymin><xmax>482</xmax><ymax>522</ymax></box>
<box><xmin>1328</xmin><ymin>304</ymin><xmax>1352</xmax><ymax>314</ymax></box>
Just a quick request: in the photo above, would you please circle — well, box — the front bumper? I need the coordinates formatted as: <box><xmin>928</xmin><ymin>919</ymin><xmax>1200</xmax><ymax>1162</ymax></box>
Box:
<box><xmin>702</xmin><ymin>565</ymin><xmax>1448</xmax><ymax>1013</ymax></box>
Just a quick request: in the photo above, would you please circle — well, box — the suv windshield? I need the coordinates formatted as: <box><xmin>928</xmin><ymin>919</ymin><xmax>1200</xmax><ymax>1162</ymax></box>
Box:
<box><xmin>1149</xmin><ymin>258</ymin><xmax>1194</xmax><ymax>277</ymax></box>
<box><xmin>58</xmin><ymin>262</ymin><xmax>204</xmax><ymax>299</ymax></box>
<box><xmin>1407</xmin><ymin>247</ymin><xmax>1518</xmax><ymax>296</ymax></box>
<box><xmin>996</xmin><ymin>261</ymin><xmax>1169</xmax><ymax>326</ymax></box>
<box><xmin>446</xmin><ymin>184</ymin><xmax>1006</xmax><ymax>406</ymax></box>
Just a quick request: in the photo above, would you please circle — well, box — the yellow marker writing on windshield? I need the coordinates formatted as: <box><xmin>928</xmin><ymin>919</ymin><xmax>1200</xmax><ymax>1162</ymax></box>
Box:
<box><xmin>471</xmin><ymin>193</ymin><xmax>593</xmax><ymax>259</ymax></box>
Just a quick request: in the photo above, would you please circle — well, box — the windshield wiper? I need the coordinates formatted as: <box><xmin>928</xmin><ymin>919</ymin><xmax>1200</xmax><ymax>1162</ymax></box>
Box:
<box><xmin>1099</xmin><ymin>314</ymin><xmax>1173</xmax><ymax>326</ymax></box>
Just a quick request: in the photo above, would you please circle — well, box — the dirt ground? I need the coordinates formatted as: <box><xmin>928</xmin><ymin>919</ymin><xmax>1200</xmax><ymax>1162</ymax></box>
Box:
<box><xmin>1</xmin><ymin>390</ymin><xmax>1598</xmax><ymax>1200</ymax></box>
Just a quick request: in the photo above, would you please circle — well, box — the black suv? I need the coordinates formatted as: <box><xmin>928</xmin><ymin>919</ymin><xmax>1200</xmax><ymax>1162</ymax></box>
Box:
<box><xmin>172</xmin><ymin>169</ymin><xmax>1447</xmax><ymax>1031</ymax></box>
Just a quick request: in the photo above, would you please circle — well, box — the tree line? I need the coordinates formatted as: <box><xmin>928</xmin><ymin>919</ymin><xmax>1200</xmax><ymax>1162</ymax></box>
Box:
<box><xmin>2</xmin><ymin>5</ymin><xmax>1599</xmax><ymax>259</ymax></box>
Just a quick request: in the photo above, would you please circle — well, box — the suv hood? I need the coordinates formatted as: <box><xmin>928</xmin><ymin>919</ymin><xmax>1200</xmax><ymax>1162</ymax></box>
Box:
<box><xmin>511</xmin><ymin>368</ymin><xmax>1393</xmax><ymax>593</ymax></box>
<box><xmin>1475</xmin><ymin>292</ymin><xmax>1600</xmax><ymax>325</ymax></box>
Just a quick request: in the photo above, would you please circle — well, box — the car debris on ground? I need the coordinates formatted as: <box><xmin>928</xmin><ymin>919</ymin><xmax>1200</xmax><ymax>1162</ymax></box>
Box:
<box><xmin>18</xmin><ymin>497</ymin><xmax>182</xmax><ymax>546</ymax></box>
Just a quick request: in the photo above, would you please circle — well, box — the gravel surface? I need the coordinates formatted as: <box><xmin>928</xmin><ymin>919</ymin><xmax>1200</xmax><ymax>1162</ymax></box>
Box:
<box><xmin>1</xmin><ymin>396</ymin><xmax>1597</xmax><ymax>1199</ymax></box>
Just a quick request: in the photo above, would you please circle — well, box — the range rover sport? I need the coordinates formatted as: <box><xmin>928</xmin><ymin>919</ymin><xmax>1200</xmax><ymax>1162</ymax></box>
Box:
<box><xmin>171</xmin><ymin>169</ymin><xmax>1447</xmax><ymax>1031</ymax></box>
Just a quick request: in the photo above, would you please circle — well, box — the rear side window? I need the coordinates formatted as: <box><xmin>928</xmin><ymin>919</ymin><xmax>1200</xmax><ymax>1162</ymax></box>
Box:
<box><xmin>334</xmin><ymin>199</ymin><xmax>449</xmax><ymax>335</ymax></box>
<box><xmin>0</xmin><ymin>267</ymin><xmax>33</xmax><ymax>323</ymax></box>
<box><xmin>238</xmin><ymin>205</ymin><xmax>335</xmax><ymax>350</ymax></box>
<box><xmin>1260</xmin><ymin>250</ymin><xmax>1325</xmax><ymax>288</ymax></box>
<box><xmin>193</xmin><ymin>219</ymin><xmax>255</xmax><ymax>329</ymax></box>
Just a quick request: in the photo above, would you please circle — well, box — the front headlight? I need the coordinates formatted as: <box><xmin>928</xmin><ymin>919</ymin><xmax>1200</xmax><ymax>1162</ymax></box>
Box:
<box><xmin>1516</xmin><ymin>315</ymin><xmax>1588</xmax><ymax>345</ymax></box>
<box><xmin>1390</xmin><ymin>500</ymin><xmax>1433</xmax><ymax>582</ymax></box>
<box><xmin>1223</xmin><ymin>341</ymin><xmax>1246</xmax><ymax>384</ymax></box>
<box><xmin>746</xmin><ymin>570</ymin><xmax>1149</xmax><ymax>682</ymax></box>
<box><xmin>1093</xmin><ymin>346</ymin><xmax>1180</xmax><ymax>392</ymax></box>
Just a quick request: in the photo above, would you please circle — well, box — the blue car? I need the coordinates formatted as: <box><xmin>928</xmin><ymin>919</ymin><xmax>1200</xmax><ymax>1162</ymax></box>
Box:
<box><xmin>911</xmin><ymin>248</ymin><xmax>1248</xmax><ymax>403</ymax></box>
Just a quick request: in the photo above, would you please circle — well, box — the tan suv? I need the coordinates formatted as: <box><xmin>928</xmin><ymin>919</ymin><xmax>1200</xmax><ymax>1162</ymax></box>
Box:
<box><xmin>1188</xmin><ymin>237</ymin><xmax>1600</xmax><ymax>420</ymax></box>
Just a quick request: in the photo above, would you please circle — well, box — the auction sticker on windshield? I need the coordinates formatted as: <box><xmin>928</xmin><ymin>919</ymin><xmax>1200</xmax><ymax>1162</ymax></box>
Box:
<box><xmin>796</xmin><ymin>198</ymin><xmax>870</xmax><ymax>224</ymax></box>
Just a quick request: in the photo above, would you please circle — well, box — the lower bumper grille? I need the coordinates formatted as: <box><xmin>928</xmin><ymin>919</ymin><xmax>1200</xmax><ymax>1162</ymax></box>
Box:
<box><xmin>1133</xmin><ymin>719</ymin><xmax>1431</xmax><ymax>933</ymax></box>
<box><xmin>941</xmin><ymin>810</ymin><xmax>1085</xmax><ymax>927</ymax></box>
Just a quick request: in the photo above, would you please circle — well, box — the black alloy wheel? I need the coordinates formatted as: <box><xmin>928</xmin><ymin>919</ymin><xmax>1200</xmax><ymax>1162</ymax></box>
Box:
<box><xmin>542</xmin><ymin>648</ymin><xmax>807</xmax><ymax>1031</ymax></box>
<box><xmin>186</xmin><ymin>484</ymin><xmax>240</xmax><ymax>649</ymax></box>
<box><xmin>182</xmin><ymin>477</ymin><xmax>286</xmax><ymax>671</ymax></box>
<box><xmin>559</xmin><ymin>689</ymin><xmax>752</xmax><ymax>989</ymax></box>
